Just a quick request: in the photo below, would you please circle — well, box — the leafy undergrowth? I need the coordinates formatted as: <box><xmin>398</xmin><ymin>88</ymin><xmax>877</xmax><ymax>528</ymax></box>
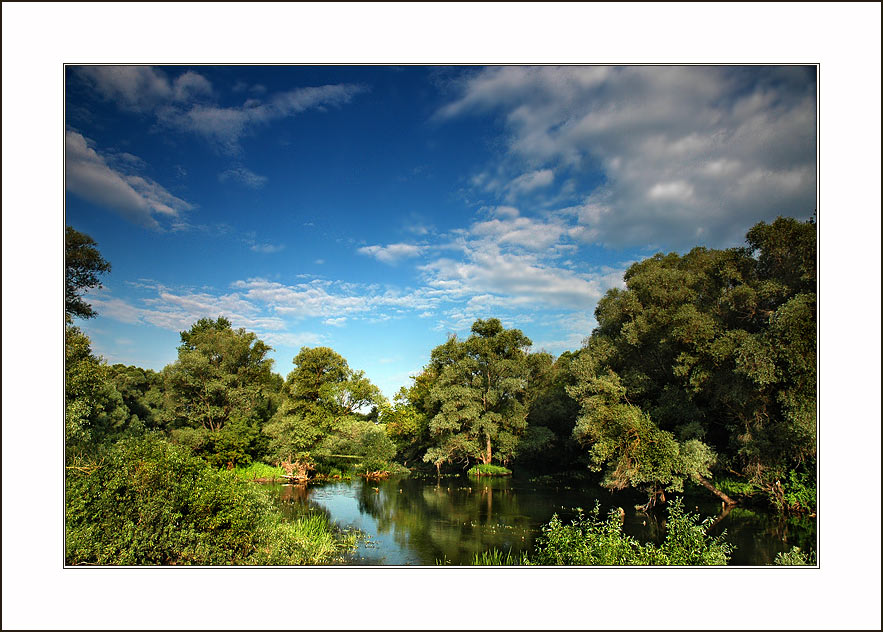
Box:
<box><xmin>469</xmin><ymin>498</ymin><xmax>733</xmax><ymax>566</ymax></box>
<box><xmin>66</xmin><ymin>435</ymin><xmax>356</xmax><ymax>565</ymax></box>
<box><xmin>774</xmin><ymin>546</ymin><xmax>816</xmax><ymax>566</ymax></box>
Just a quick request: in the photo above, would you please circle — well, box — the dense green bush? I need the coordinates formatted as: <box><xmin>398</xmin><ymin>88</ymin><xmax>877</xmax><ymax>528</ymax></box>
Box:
<box><xmin>774</xmin><ymin>546</ymin><xmax>816</xmax><ymax>566</ymax></box>
<box><xmin>66</xmin><ymin>435</ymin><xmax>354</xmax><ymax>565</ymax></box>
<box><xmin>472</xmin><ymin>498</ymin><xmax>732</xmax><ymax>565</ymax></box>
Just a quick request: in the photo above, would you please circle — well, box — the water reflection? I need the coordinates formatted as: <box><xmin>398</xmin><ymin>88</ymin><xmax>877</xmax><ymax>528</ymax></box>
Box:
<box><xmin>261</xmin><ymin>475</ymin><xmax>816</xmax><ymax>566</ymax></box>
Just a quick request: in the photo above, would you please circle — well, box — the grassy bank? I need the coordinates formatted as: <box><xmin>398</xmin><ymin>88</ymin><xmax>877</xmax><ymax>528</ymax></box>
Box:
<box><xmin>232</xmin><ymin>461</ymin><xmax>286</xmax><ymax>482</ymax></box>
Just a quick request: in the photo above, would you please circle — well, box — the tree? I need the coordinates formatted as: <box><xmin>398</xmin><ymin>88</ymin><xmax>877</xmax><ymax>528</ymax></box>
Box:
<box><xmin>65</xmin><ymin>226</ymin><xmax>111</xmax><ymax>320</ymax></box>
<box><xmin>572</xmin><ymin>215</ymin><xmax>816</xmax><ymax>510</ymax></box>
<box><xmin>107</xmin><ymin>364</ymin><xmax>166</xmax><ymax>430</ymax></box>
<box><xmin>65</xmin><ymin>325</ymin><xmax>130</xmax><ymax>461</ymax></box>
<box><xmin>264</xmin><ymin>346</ymin><xmax>383</xmax><ymax>472</ymax></box>
<box><xmin>164</xmin><ymin>317</ymin><xmax>276</xmax><ymax>467</ymax></box>
<box><xmin>423</xmin><ymin>318</ymin><xmax>532</xmax><ymax>471</ymax></box>
<box><xmin>567</xmin><ymin>346</ymin><xmax>723</xmax><ymax>510</ymax></box>
<box><xmin>518</xmin><ymin>350</ymin><xmax>584</xmax><ymax>470</ymax></box>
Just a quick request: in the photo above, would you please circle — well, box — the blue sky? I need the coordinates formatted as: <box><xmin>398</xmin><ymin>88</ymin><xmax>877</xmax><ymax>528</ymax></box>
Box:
<box><xmin>65</xmin><ymin>65</ymin><xmax>817</xmax><ymax>398</ymax></box>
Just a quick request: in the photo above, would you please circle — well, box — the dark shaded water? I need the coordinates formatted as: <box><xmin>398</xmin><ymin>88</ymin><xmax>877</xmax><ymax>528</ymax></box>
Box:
<box><xmin>266</xmin><ymin>475</ymin><xmax>816</xmax><ymax>566</ymax></box>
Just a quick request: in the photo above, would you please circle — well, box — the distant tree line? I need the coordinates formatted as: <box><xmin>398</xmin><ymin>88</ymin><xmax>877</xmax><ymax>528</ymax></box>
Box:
<box><xmin>65</xmin><ymin>215</ymin><xmax>816</xmax><ymax>515</ymax></box>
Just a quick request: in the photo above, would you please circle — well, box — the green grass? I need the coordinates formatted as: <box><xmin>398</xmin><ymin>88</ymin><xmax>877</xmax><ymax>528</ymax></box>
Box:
<box><xmin>467</xmin><ymin>464</ymin><xmax>512</xmax><ymax>477</ymax></box>
<box><xmin>232</xmin><ymin>461</ymin><xmax>286</xmax><ymax>481</ymax></box>
<box><xmin>471</xmin><ymin>549</ymin><xmax>531</xmax><ymax>565</ymax></box>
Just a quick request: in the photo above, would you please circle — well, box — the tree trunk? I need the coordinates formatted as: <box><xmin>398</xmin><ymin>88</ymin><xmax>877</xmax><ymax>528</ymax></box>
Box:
<box><xmin>483</xmin><ymin>434</ymin><xmax>492</xmax><ymax>465</ymax></box>
<box><xmin>694</xmin><ymin>473</ymin><xmax>737</xmax><ymax>506</ymax></box>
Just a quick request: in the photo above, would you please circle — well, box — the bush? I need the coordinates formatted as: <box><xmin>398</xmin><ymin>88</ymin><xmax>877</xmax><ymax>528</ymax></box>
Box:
<box><xmin>529</xmin><ymin>498</ymin><xmax>732</xmax><ymax>566</ymax></box>
<box><xmin>774</xmin><ymin>546</ymin><xmax>816</xmax><ymax>566</ymax></box>
<box><xmin>66</xmin><ymin>434</ymin><xmax>354</xmax><ymax>565</ymax></box>
<box><xmin>467</xmin><ymin>464</ymin><xmax>512</xmax><ymax>477</ymax></box>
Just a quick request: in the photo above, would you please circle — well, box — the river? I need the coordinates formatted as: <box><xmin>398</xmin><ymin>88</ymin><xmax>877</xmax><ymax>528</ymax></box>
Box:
<box><xmin>265</xmin><ymin>474</ymin><xmax>816</xmax><ymax>566</ymax></box>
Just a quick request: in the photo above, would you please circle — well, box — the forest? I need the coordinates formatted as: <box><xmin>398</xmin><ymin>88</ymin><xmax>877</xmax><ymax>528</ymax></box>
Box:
<box><xmin>65</xmin><ymin>215</ymin><xmax>817</xmax><ymax>566</ymax></box>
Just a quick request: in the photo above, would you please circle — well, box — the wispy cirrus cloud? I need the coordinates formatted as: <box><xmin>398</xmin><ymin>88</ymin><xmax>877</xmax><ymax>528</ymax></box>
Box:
<box><xmin>219</xmin><ymin>166</ymin><xmax>268</xmax><ymax>189</ymax></box>
<box><xmin>157</xmin><ymin>83</ymin><xmax>366</xmax><ymax>153</ymax></box>
<box><xmin>65</xmin><ymin>130</ymin><xmax>193</xmax><ymax>229</ymax></box>
<box><xmin>77</xmin><ymin>66</ymin><xmax>367</xmax><ymax>154</ymax></box>
<box><xmin>439</xmin><ymin>65</ymin><xmax>817</xmax><ymax>249</ymax></box>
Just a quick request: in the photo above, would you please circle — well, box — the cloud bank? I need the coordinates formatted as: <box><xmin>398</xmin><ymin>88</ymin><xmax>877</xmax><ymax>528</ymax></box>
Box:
<box><xmin>440</xmin><ymin>66</ymin><xmax>817</xmax><ymax>249</ymax></box>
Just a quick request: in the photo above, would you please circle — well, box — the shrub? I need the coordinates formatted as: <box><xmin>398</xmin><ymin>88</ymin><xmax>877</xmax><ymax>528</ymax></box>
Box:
<box><xmin>66</xmin><ymin>434</ymin><xmax>354</xmax><ymax>565</ymax></box>
<box><xmin>774</xmin><ymin>546</ymin><xmax>816</xmax><ymax>566</ymax></box>
<box><xmin>530</xmin><ymin>498</ymin><xmax>732</xmax><ymax>566</ymax></box>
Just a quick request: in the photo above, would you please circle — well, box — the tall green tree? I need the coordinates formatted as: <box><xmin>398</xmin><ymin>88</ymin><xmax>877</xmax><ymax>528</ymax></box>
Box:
<box><xmin>65</xmin><ymin>326</ymin><xmax>130</xmax><ymax>461</ymax></box>
<box><xmin>567</xmin><ymin>340</ymin><xmax>723</xmax><ymax>510</ymax></box>
<box><xmin>423</xmin><ymin>318</ymin><xmax>532</xmax><ymax>472</ymax></box>
<box><xmin>65</xmin><ymin>226</ymin><xmax>111</xmax><ymax>320</ymax></box>
<box><xmin>264</xmin><ymin>346</ymin><xmax>383</xmax><ymax>471</ymax></box>
<box><xmin>164</xmin><ymin>317</ymin><xmax>276</xmax><ymax>466</ymax></box>
<box><xmin>571</xmin><ymin>215</ymin><xmax>816</xmax><ymax>510</ymax></box>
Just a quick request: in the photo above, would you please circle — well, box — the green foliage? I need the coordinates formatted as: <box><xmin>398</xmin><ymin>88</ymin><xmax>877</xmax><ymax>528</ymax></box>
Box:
<box><xmin>107</xmin><ymin>364</ymin><xmax>166</xmax><ymax>430</ymax></box>
<box><xmin>423</xmin><ymin>318</ymin><xmax>532</xmax><ymax>470</ymax></box>
<box><xmin>164</xmin><ymin>317</ymin><xmax>276</xmax><ymax>466</ymax></box>
<box><xmin>712</xmin><ymin>476</ymin><xmax>760</xmax><ymax>498</ymax></box>
<box><xmin>520</xmin><ymin>350</ymin><xmax>584</xmax><ymax>471</ymax></box>
<box><xmin>773</xmin><ymin>546</ymin><xmax>816</xmax><ymax>566</ymax></box>
<box><xmin>65</xmin><ymin>435</ymin><xmax>355</xmax><ymax>565</ymax></box>
<box><xmin>264</xmin><ymin>346</ymin><xmax>384</xmax><ymax>468</ymax></box>
<box><xmin>467</xmin><ymin>464</ymin><xmax>512</xmax><ymax>477</ymax></box>
<box><xmin>569</xmin><ymin>216</ymin><xmax>816</xmax><ymax>512</ymax></box>
<box><xmin>530</xmin><ymin>498</ymin><xmax>732</xmax><ymax>565</ymax></box>
<box><xmin>232</xmin><ymin>461</ymin><xmax>286</xmax><ymax>481</ymax></box>
<box><xmin>66</xmin><ymin>325</ymin><xmax>131</xmax><ymax>460</ymax></box>
<box><xmin>65</xmin><ymin>226</ymin><xmax>111</xmax><ymax>320</ymax></box>
<box><xmin>471</xmin><ymin>549</ymin><xmax>532</xmax><ymax>565</ymax></box>
<box><xmin>568</xmin><ymin>359</ymin><xmax>716</xmax><ymax>508</ymax></box>
<box><xmin>772</xmin><ymin>467</ymin><xmax>817</xmax><ymax>514</ymax></box>
<box><xmin>318</xmin><ymin>417</ymin><xmax>398</xmax><ymax>472</ymax></box>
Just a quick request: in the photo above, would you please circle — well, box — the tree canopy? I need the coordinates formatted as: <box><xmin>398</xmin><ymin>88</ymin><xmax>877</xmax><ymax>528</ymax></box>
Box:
<box><xmin>65</xmin><ymin>226</ymin><xmax>111</xmax><ymax>320</ymax></box>
<box><xmin>423</xmin><ymin>318</ymin><xmax>533</xmax><ymax>471</ymax></box>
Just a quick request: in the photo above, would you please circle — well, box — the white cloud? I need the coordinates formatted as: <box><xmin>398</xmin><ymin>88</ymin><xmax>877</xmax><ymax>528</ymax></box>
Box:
<box><xmin>323</xmin><ymin>317</ymin><xmax>347</xmax><ymax>327</ymax></box>
<box><xmin>77</xmin><ymin>66</ymin><xmax>365</xmax><ymax>154</ymax></box>
<box><xmin>77</xmin><ymin>66</ymin><xmax>212</xmax><ymax>112</ymax></box>
<box><xmin>219</xmin><ymin>166</ymin><xmax>268</xmax><ymax>189</ymax></box>
<box><xmin>440</xmin><ymin>66</ymin><xmax>817</xmax><ymax>249</ymax></box>
<box><xmin>358</xmin><ymin>243</ymin><xmax>424</xmax><ymax>264</ymax></box>
<box><xmin>469</xmin><ymin>211</ymin><xmax>567</xmax><ymax>251</ymax></box>
<box><xmin>157</xmin><ymin>83</ymin><xmax>366</xmax><ymax>153</ymax></box>
<box><xmin>504</xmin><ymin>168</ymin><xmax>554</xmax><ymax>200</ymax></box>
<box><xmin>65</xmin><ymin>130</ymin><xmax>193</xmax><ymax>229</ymax></box>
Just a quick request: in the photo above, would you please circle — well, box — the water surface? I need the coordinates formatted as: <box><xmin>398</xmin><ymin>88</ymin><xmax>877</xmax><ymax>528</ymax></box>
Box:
<box><xmin>266</xmin><ymin>475</ymin><xmax>815</xmax><ymax>566</ymax></box>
